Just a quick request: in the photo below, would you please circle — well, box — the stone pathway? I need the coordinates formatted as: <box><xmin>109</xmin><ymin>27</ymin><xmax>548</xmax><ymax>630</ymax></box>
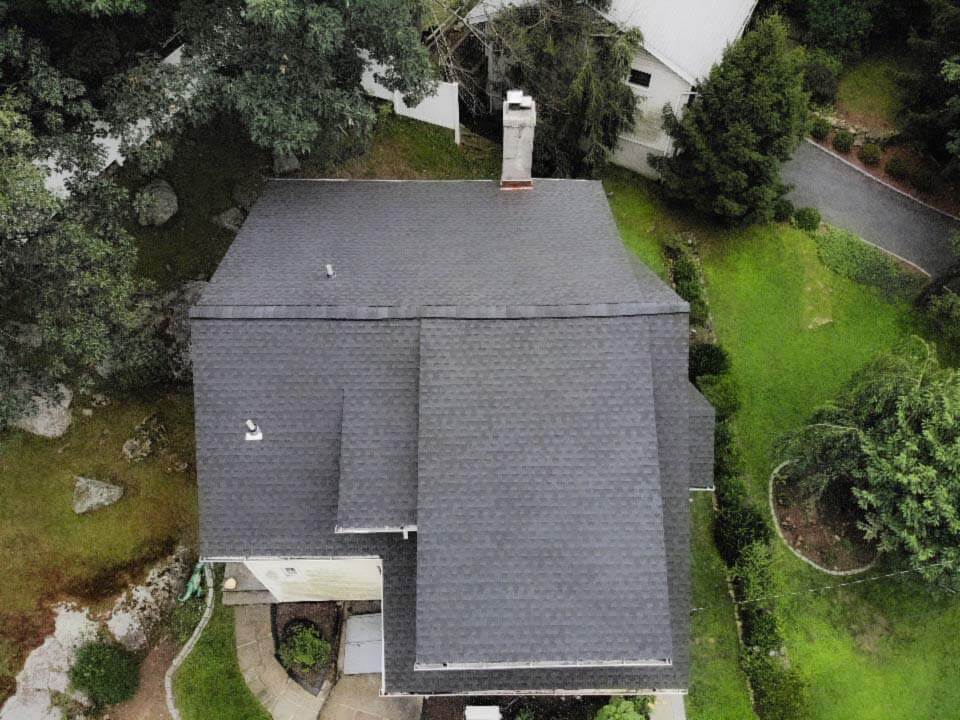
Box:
<box><xmin>318</xmin><ymin>674</ymin><xmax>422</xmax><ymax>720</ymax></box>
<box><xmin>234</xmin><ymin>605</ymin><xmax>330</xmax><ymax>720</ymax></box>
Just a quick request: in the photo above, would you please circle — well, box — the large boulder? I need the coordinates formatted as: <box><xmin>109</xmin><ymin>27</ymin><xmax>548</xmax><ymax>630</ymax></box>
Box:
<box><xmin>212</xmin><ymin>206</ymin><xmax>245</xmax><ymax>232</ymax></box>
<box><xmin>12</xmin><ymin>385</ymin><xmax>73</xmax><ymax>438</ymax></box>
<box><xmin>73</xmin><ymin>476</ymin><xmax>123</xmax><ymax>514</ymax></box>
<box><xmin>0</xmin><ymin>604</ymin><xmax>98</xmax><ymax>720</ymax></box>
<box><xmin>135</xmin><ymin>179</ymin><xmax>179</xmax><ymax>226</ymax></box>
<box><xmin>272</xmin><ymin>150</ymin><xmax>300</xmax><ymax>175</ymax></box>
<box><xmin>107</xmin><ymin>546</ymin><xmax>192</xmax><ymax>651</ymax></box>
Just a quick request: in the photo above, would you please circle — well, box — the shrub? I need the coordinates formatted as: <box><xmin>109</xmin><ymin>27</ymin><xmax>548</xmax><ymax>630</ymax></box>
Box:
<box><xmin>69</xmin><ymin>642</ymin><xmax>140</xmax><ymax>707</ymax></box>
<box><xmin>809</xmin><ymin>117</ymin><xmax>831</xmax><ymax>141</ymax></box>
<box><xmin>926</xmin><ymin>289</ymin><xmax>960</xmax><ymax>346</ymax></box>
<box><xmin>714</xmin><ymin>498</ymin><xmax>772</xmax><ymax>566</ymax></box>
<box><xmin>278</xmin><ymin>622</ymin><xmax>331</xmax><ymax>672</ymax></box>
<box><xmin>773</xmin><ymin>197</ymin><xmax>795</xmax><ymax>222</ymax></box>
<box><xmin>515</xmin><ymin>709</ymin><xmax>536</xmax><ymax>720</ymax></box>
<box><xmin>814</xmin><ymin>226</ymin><xmax>923</xmax><ymax>298</ymax></box>
<box><xmin>696</xmin><ymin>373</ymin><xmax>740</xmax><ymax>422</ymax></box>
<box><xmin>744</xmin><ymin>654</ymin><xmax>809</xmax><ymax>720</ymax></box>
<box><xmin>690</xmin><ymin>343</ymin><xmax>730</xmax><ymax>381</ymax></box>
<box><xmin>803</xmin><ymin>50</ymin><xmax>841</xmax><ymax>105</ymax></box>
<box><xmin>858</xmin><ymin>142</ymin><xmax>881</xmax><ymax>166</ymax></box>
<box><xmin>733</xmin><ymin>543</ymin><xmax>783</xmax><ymax>653</ymax></box>
<box><xmin>793</xmin><ymin>207</ymin><xmax>821</xmax><ymax>231</ymax></box>
<box><xmin>885</xmin><ymin>156</ymin><xmax>908</xmax><ymax>181</ymax></box>
<box><xmin>908</xmin><ymin>167</ymin><xmax>938</xmax><ymax>194</ymax></box>
<box><xmin>832</xmin><ymin>130</ymin><xmax>854</xmax><ymax>153</ymax></box>
<box><xmin>595</xmin><ymin>697</ymin><xmax>652</xmax><ymax>720</ymax></box>
<box><xmin>667</xmin><ymin>242</ymin><xmax>708</xmax><ymax>326</ymax></box>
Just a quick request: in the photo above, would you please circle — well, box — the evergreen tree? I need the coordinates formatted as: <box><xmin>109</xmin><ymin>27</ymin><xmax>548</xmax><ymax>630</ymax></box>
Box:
<box><xmin>655</xmin><ymin>15</ymin><xmax>808</xmax><ymax>225</ymax></box>
<box><xmin>778</xmin><ymin>338</ymin><xmax>960</xmax><ymax>589</ymax></box>
<box><xmin>491</xmin><ymin>0</ymin><xmax>642</xmax><ymax>177</ymax></box>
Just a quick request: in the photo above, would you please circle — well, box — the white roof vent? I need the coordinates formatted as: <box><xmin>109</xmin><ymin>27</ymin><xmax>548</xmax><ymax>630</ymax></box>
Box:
<box><xmin>245</xmin><ymin>419</ymin><xmax>262</xmax><ymax>441</ymax></box>
<box><xmin>325</xmin><ymin>263</ymin><xmax>335</xmax><ymax>278</ymax></box>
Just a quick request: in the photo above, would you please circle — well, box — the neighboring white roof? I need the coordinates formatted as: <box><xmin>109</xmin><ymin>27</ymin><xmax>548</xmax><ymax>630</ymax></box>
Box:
<box><xmin>466</xmin><ymin>0</ymin><xmax>758</xmax><ymax>85</ymax></box>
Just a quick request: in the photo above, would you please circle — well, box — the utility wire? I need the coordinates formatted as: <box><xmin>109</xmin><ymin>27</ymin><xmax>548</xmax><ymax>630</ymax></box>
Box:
<box><xmin>690</xmin><ymin>559</ymin><xmax>956</xmax><ymax>614</ymax></box>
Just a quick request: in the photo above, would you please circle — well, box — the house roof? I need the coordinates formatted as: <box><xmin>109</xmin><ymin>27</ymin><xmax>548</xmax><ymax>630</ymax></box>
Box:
<box><xmin>465</xmin><ymin>0</ymin><xmax>758</xmax><ymax>85</ymax></box>
<box><xmin>193</xmin><ymin>179</ymin><xmax>685</xmax><ymax>320</ymax></box>
<box><xmin>415</xmin><ymin>318</ymin><xmax>672</xmax><ymax>669</ymax></box>
<box><xmin>190</xmin><ymin>178</ymin><xmax>707</xmax><ymax>693</ymax></box>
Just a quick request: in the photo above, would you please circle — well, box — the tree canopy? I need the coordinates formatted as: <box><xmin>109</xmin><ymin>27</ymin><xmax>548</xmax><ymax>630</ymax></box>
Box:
<box><xmin>490</xmin><ymin>0</ymin><xmax>642</xmax><ymax>177</ymax></box>
<box><xmin>778</xmin><ymin>338</ymin><xmax>960</xmax><ymax>589</ymax></box>
<box><xmin>655</xmin><ymin>15</ymin><xmax>808</xmax><ymax>225</ymax></box>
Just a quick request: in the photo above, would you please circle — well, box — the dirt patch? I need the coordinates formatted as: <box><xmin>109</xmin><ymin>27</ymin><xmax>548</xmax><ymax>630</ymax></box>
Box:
<box><xmin>272</xmin><ymin>602</ymin><xmax>341</xmax><ymax>695</ymax></box>
<box><xmin>852</xmin><ymin>613</ymin><xmax>892</xmax><ymax>654</ymax></box>
<box><xmin>423</xmin><ymin>696</ymin><xmax>608</xmax><ymax>720</ymax></box>
<box><xmin>773</xmin><ymin>473</ymin><xmax>876</xmax><ymax>572</ymax></box>
<box><xmin>109</xmin><ymin>636</ymin><xmax>176</xmax><ymax>720</ymax></box>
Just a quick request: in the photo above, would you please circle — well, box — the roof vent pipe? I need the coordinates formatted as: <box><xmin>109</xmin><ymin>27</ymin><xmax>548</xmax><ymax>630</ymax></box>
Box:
<box><xmin>245</xmin><ymin>419</ymin><xmax>262</xmax><ymax>442</ymax></box>
<box><xmin>501</xmin><ymin>90</ymin><xmax>536</xmax><ymax>190</ymax></box>
<box><xmin>325</xmin><ymin>263</ymin><xmax>335</xmax><ymax>278</ymax></box>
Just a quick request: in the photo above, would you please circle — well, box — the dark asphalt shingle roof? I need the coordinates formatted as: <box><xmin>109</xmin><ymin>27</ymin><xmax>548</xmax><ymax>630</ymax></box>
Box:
<box><xmin>191</xmin><ymin>177</ymin><xmax>705</xmax><ymax>693</ymax></box>
<box><xmin>192</xmin><ymin>180</ymin><xmax>686</xmax><ymax>320</ymax></box>
<box><xmin>415</xmin><ymin>318</ymin><xmax>672</xmax><ymax>668</ymax></box>
<box><xmin>688</xmin><ymin>384</ymin><xmax>716</xmax><ymax>491</ymax></box>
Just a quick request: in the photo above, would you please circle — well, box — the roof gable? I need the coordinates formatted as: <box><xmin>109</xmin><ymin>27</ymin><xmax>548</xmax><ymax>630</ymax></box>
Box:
<box><xmin>415</xmin><ymin>317</ymin><xmax>673</xmax><ymax>669</ymax></box>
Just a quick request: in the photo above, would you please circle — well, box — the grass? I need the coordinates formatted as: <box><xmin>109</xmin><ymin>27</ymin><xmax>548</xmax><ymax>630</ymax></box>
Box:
<box><xmin>0</xmin><ymin>392</ymin><xmax>197</xmax><ymax>700</ymax></box>
<box><xmin>603</xmin><ymin>171</ymin><xmax>960</xmax><ymax>720</ymax></box>
<box><xmin>174</xmin><ymin>580</ymin><xmax>270</xmax><ymax>720</ymax></box>
<box><xmin>687</xmin><ymin>495</ymin><xmax>758</xmax><ymax>720</ymax></box>
<box><xmin>836</xmin><ymin>55</ymin><xmax>906</xmax><ymax>132</ymax></box>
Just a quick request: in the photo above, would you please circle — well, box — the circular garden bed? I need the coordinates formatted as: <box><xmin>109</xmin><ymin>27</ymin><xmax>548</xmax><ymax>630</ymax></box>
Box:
<box><xmin>770</xmin><ymin>463</ymin><xmax>877</xmax><ymax>574</ymax></box>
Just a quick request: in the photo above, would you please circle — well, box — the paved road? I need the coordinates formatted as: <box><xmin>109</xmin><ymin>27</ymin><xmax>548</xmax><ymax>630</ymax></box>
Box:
<box><xmin>782</xmin><ymin>140</ymin><xmax>960</xmax><ymax>276</ymax></box>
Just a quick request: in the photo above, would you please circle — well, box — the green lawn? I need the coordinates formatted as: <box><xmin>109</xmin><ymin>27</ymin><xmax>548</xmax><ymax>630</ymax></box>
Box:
<box><xmin>687</xmin><ymin>495</ymin><xmax>758</xmax><ymax>720</ymax></box>
<box><xmin>604</xmin><ymin>171</ymin><xmax>960</xmax><ymax>720</ymax></box>
<box><xmin>836</xmin><ymin>55</ymin><xmax>905</xmax><ymax>132</ymax></box>
<box><xmin>174</xmin><ymin>579</ymin><xmax>270</xmax><ymax>720</ymax></box>
<box><xmin>0</xmin><ymin>392</ymin><xmax>197</xmax><ymax>700</ymax></box>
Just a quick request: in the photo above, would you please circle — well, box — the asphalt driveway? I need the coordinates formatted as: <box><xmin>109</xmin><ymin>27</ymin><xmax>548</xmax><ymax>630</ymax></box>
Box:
<box><xmin>782</xmin><ymin>140</ymin><xmax>960</xmax><ymax>277</ymax></box>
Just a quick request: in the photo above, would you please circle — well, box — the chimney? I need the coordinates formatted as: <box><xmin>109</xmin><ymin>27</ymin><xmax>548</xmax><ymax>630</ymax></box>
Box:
<box><xmin>501</xmin><ymin>90</ymin><xmax>536</xmax><ymax>190</ymax></box>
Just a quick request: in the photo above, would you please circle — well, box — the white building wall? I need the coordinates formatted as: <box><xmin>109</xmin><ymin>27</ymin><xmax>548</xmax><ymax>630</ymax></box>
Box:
<box><xmin>244</xmin><ymin>558</ymin><xmax>382</xmax><ymax>602</ymax></box>
<box><xmin>613</xmin><ymin>47</ymin><xmax>693</xmax><ymax>178</ymax></box>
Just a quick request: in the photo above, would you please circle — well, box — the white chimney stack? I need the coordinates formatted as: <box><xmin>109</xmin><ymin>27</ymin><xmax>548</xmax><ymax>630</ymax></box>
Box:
<box><xmin>501</xmin><ymin>90</ymin><xmax>536</xmax><ymax>190</ymax></box>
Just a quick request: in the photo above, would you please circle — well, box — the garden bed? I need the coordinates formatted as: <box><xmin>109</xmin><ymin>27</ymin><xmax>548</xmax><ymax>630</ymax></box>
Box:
<box><xmin>272</xmin><ymin>602</ymin><xmax>341</xmax><ymax>695</ymax></box>
<box><xmin>771</xmin><ymin>467</ymin><xmax>876</xmax><ymax>573</ymax></box>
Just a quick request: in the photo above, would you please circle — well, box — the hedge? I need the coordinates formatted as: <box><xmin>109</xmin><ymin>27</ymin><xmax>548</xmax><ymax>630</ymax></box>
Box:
<box><xmin>666</xmin><ymin>241</ymin><xmax>708</xmax><ymax>326</ymax></box>
<box><xmin>814</xmin><ymin>226</ymin><xmax>924</xmax><ymax>298</ymax></box>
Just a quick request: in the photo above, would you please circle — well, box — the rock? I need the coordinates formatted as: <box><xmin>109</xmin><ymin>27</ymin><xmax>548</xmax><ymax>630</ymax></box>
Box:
<box><xmin>135</xmin><ymin>179</ymin><xmax>179</xmax><ymax>226</ymax></box>
<box><xmin>0</xmin><ymin>604</ymin><xmax>98</xmax><ymax>720</ymax></box>
<box><xmin>73</xmin><ymin>476</ymin><xmax>123</xmax><ymax>514</ymax></box>
<box><xmin>232</xmin><ymin>176</ymin><xmax>264</xmax><ymax>211</ymax></box>
<box><xmin>107</xmin><ymin>546</ymin><xmax>192</xmax><ymax>651</ymax></box>
<box><xmin>91</xmin><ymin>393</ymin><xmax>109</xmax><ymax>408</ymax></box>
<box><xmin>122</xmin><ymin>413</ymin><xmax>167</xmax><ymax>462</ymax></box>
<box><xmin>12</xmin><ymin>385</ymin><xmax>73</xmax><ymax>438</ymax></box>
<box><xmin>212</xmin><ymin>206</ymin><xmax>245</xmax><ymax>232</ymax></box>
<box><xmin>81</xmin><ymin>408</ymin><xmax>93</xmax><ymax>417</ymax></box>
<box><xmin>272</xmin><ymin>150</ymin><xmax>300</xmax><ymax>175</ymax></box>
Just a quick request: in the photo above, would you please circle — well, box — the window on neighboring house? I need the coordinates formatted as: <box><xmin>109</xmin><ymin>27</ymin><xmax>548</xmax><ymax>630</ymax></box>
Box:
<box><xmin>629</xmin><ymin>69</ymin><xmax>652</xmax><ymax>88</ymax></box>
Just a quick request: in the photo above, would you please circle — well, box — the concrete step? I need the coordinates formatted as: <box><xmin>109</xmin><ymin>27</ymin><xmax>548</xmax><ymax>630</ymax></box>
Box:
<box><xmin>223</xmin><ymin>590</ymin><xmax>276</xmax><ymax>606</ymax></box>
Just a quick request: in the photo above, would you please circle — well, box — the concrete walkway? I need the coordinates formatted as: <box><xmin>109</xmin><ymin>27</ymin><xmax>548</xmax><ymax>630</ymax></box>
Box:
<box><xmin>782</xmin><ymin>140</ymin><xmax>960</xmax><ymax>276</ymax></box>
<box><xmin>318</xmin><ymin>675</ymin><xmax>422</xmax><ymax>720</ymax></box>
<box><xmin>235</xmin><ymin>604</ymin><xmax>330</xmax><ymax>720</ymax></box>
